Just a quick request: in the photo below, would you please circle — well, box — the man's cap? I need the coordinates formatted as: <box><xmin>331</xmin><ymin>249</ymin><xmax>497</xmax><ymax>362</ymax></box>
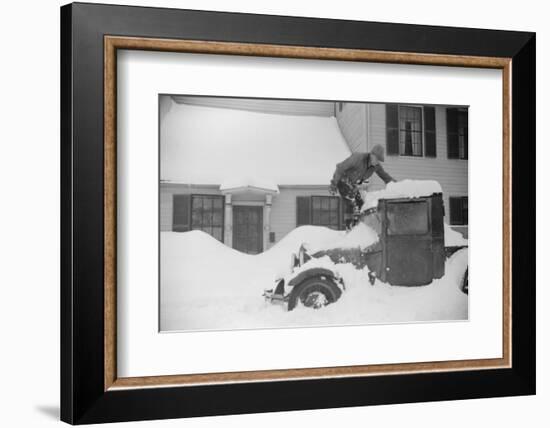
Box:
<box><xmin>371</xmin><ymin>144</ymin><xmax>385</xmax><ymax>162</ymax></box>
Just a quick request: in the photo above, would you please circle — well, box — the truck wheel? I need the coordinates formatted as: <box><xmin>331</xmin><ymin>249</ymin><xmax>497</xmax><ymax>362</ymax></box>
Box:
<box><xmin>288</xmin><ymin>276</ymin><xmax>342</xmax><ymax>310</ymax></box>
<box><xmin>461</xmin><ymin>268</ymin><xmax>468</xmax><ymax>294</ymax></box>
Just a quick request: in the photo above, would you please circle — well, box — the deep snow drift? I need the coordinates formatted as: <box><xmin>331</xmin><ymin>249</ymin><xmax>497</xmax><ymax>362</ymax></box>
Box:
<box><xmin>307</xmin><ymin>223</ymin><xmax>379</xmax><ymax>253</ymax></box>
<box><xmin>160</xmin><ymin>224</ymin><xmax>468</xmax><ymax>332</ymax></box>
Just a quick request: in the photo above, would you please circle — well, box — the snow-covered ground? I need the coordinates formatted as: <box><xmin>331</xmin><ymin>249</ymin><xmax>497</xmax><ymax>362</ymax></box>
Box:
<box><xmin>160</xmin><ymin>225</ymin><xmax>468</xmax><ymax>332</ymax></box>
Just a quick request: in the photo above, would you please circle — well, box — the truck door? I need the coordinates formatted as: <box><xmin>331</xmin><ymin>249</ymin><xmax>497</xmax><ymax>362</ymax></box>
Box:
<box><xmin>382</xmin><ymin>199</ymin><xmax>434</xmax><ymax>286</ymax></box>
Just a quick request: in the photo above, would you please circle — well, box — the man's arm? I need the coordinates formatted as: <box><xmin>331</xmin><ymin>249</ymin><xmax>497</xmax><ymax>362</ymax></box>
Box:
<box><xmin>331</xmin><ymin>154</ymin><xmax>356</xmax><ymax>185</ymax></box>
<box><xmin>374</xmin><ymin>164</ymin><xmax>396</xmax><ymax>184</ymax></box>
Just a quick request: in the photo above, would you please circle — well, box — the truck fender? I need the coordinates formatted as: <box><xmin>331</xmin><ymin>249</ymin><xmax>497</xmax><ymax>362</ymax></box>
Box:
<box><xmin>287</xmin><ymin>267</ymin><xmax>344</xmax><ymax>292</ymax></box>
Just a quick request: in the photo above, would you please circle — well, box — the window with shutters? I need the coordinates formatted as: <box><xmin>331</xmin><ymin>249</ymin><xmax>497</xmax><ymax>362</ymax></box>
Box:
<box><xmin>173</xmin><ymin>194</ymin><xmax>224</xmax><ymax>241</ymax></box>
<box><xmin>386</xmin><ymin>105</ymin><xmax>436</xmax><ymax>158</ymax></box>
<box><xmin>449</xmin><ymin>196</ymin><xmax>468</xmax><ymax>225</ymax></box>
<box><xmin>312</xmin><ymin>196</ymin><xmax>340</xmax><ymax>230</ymax></box>
<box><xmin>399</xmin><ymin>106</ymin><xmax>423</xmax><ymax>156</ymax></box>
<box><xmin>447</xmin><ymin>108</ymin><xmax>468</xmax><ymax>160</ymax></box>
<box><xmin>191</xmin><ymin>195</ymin><xmax>224</xmax><ymax>241</ymax></box>
<box><xmin>296</xmin><ymin>196</ymin><xmax>343</xmax><ymax>230</ymax></box>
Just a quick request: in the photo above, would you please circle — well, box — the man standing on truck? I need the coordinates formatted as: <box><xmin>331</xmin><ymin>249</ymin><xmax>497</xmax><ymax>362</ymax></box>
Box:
<box><xmin>329</xmin><ymin>144</ymin><xmax>396</xmax><ymax>223</ymax></box>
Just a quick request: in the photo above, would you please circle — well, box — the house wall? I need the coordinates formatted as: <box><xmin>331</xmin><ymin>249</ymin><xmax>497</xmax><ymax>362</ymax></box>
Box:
<box><xmin>160</xmin><ymin>183</ymin><xmax>333</xmax><ymax>250</ymax></box>
<box><xmin>335</xmin><ymin>102</ymin><xmax>367</xmax><ymax>152</ymax></box>
<box><xmin>268</xmin><ymin>185</ymin><xmax>333</xmax><ymax>249</ymax></box>
<box><xmin>336</xmin><ymin>103</ymin><xmax>468</xmax><ymax>237</ymax></box>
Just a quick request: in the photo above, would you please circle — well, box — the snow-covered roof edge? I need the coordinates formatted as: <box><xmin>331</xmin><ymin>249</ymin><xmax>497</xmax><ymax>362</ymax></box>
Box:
<box><xmin>362</xmin><ymin>180</ymin><xmax>443</xmax><ymax>211</ymax></box>
<box><xmin>161</xmin><ymin>102</ymin><xmax>351</xmax><ymax>185</ymax></box>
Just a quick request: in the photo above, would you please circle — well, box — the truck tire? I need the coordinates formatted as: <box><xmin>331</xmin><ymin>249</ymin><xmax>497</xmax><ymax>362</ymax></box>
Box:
<box><xmin>288</xmin><ymin>276</ymin><xmax>342</xmax><ymax>311</ymax></box>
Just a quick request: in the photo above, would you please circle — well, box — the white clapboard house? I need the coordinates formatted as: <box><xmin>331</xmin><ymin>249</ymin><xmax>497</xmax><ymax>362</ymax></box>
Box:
<box><xmin>160</xmin><ymin>96</ymin><xmax>468</xmax><ymax>254</ymax></box>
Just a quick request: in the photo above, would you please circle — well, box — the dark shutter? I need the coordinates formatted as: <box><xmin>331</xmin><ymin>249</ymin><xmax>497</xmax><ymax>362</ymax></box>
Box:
<box><xmin>296</xmin><ymin>196</ymin><xmax>311</xmax><ymax>227</ymax></box>
<box><xmin>424</xmin><ymin>106</ymin><xmax>436</xmax><ymax>157</ymax></box>
<box><xmin>173</xmin><ymin>194</ymin><xmax>191</xmax><ymax>232</ymax></box>
<box><xmin>463</xmin><ymin>114</ymin><xmax>469</xmax><ymax>159</ymax></box>
<box><xmin>386</xmin><ymin>104</ymin><xmax>399</xmax><ymax>155</ymax></box>
<box><xmin>462</xmin><ymin>197</ymin><xmax>468</xmax><ymax>225</ymax></box>
<box><xmin>449</xmin><ymin>197</ymin><xmax>462</xmax><ymax>225</ymax></box>
<box><xmin>446</xmin><ymin>108</ymin><xmax>459</xmax><ymax>159</ymax></box>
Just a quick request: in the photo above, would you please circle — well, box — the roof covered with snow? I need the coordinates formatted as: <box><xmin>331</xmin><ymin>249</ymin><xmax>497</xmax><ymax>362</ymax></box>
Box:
<box><xmin>160</xmin><ymin>101</ymin><xmax>351</xmax><ymax>186</ymax></box>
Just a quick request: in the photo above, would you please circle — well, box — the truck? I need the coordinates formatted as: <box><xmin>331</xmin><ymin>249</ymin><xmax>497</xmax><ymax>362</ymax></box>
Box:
<box><xmin>263</xmin><ymin>192</ymin><xmax>468</xmax><ymax>310</ymax></box>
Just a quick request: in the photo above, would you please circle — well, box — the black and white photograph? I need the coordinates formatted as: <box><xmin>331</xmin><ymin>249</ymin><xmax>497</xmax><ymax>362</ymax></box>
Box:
<box><xmin>159</xmin><ymin>95</ymin><xmax>469</xmax><ymax>332</ymax></box>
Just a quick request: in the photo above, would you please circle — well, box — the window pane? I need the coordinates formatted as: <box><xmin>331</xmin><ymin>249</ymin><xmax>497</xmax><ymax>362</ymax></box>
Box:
<box><xmin>412</xmin><ymin>132</ymin><xmax>422</xmax><ymax>156</ymax></box>
<box><xmin>192</xmin><ymin>207</ymin><xmax>202</xmax><ymax>226</ymax></box>
<box><xmin>387</xmin><ymin>201</ymin><xmax>429</xmax><ymax>235</ymax></box>
<box><xmin>329</xmin><ymin>210</ymin><xmax>338</xmax><ymax>225</ymax></box>
<box><xmin>203</xmin><ymin>211</ymin><xmax>212</xmax><ymax>226</ymax></box>
<box><xmin>191</xmin><ymin>196</ymin><xmax>224</xmax><ymax>240</ymax></box>
<box><xmin>203</xmin><ymin>197</ymin><xmax>212</xmax><ymax>211</ymax></box>
<box><xmin>312</xmin><ymin>210</ymin><xmax>320</xmax><ymax>224</ymax></box>
<box><xmin>213</xmin><ymin>210</ymin><xmax>222</xmax><ymax>226</ymax></box>
<box><xmin>312</xmin><ymin>197</ymin><xmax>321</xmax><ymax>210</ymax></box>
<box><xmin>320</xmin><ymin>210</ymin><xmax>329</xmax><ymax>225</ymax></box>
<box><xmin>311</xmin><ymin>196</ymin><xmax>340</xmax><ymax>229</ymax></box>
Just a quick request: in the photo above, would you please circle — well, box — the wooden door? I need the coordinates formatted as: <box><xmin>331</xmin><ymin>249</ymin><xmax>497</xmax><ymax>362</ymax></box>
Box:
<box><xmin>233</xmin><ymin>206</ymin><xmax>263</xmax><ymax>254</ymax></box>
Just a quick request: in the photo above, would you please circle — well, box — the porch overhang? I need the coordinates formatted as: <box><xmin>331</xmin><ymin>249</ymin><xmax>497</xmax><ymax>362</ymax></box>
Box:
<box><xmin>219</xmin><ymin>180</ymin><xmax>279</xmax><ymax>195</ymax></box>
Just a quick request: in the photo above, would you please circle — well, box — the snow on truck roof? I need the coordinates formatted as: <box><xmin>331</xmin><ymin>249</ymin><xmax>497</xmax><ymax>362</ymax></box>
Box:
<box><xmin>361</xmin><ymin>179</ymin><xmax>443</xmax><ymax>211</ymax></box>
<box><xmin>161</xmin><ymin>102</ymin><xmax>351</xmax><ymax>186</ymax></box>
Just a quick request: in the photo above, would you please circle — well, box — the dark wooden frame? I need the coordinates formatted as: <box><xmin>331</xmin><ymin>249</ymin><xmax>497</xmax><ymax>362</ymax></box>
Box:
<box><xmin>61</xmin><ymin>2</ymin><xmax>535</xmax><ymax>424</ymax></box>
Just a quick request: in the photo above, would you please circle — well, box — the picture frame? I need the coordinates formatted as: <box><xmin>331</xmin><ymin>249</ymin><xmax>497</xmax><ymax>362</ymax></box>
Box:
<box><xmin>60</xmin><ymin>2</ymin><xmax>535</xmax><ymax>424</ymax></box>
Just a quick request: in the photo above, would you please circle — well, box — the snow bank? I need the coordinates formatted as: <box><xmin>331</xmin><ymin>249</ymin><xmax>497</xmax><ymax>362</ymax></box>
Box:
<box><xmin>361</xmin><ymin>179</ymin><xmax>443</xmax><ymax>211</ymax></box>
<box><xmin>161</xmin><ymin>226</ymin><xmax>344</xmax><ymax>299</ymax></box>
<box><xmin>259</xmin><ymin>226</ymin><xmax>345</xmax><ymax>276</ymax></box>
<box><xmin>307</xmin><ymin>223</ymin><xmax>378</xmax><ymax>253</ymax></box>
<box><xmin>161</xmin><ymin>226</ymin><xmax>468</xmax><ymax>332</ymax></box>
<box><xmin>445</xmin><ymin>223</ymin><xmax>468</xmax><ymax>246</ymax></box>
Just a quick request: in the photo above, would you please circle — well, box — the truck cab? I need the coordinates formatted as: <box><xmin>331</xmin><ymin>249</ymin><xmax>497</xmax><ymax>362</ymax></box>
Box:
<box><xmin>377</xmin><ymin>193</ymin><xmax>445</xmax><ymax>286</ymax></box>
